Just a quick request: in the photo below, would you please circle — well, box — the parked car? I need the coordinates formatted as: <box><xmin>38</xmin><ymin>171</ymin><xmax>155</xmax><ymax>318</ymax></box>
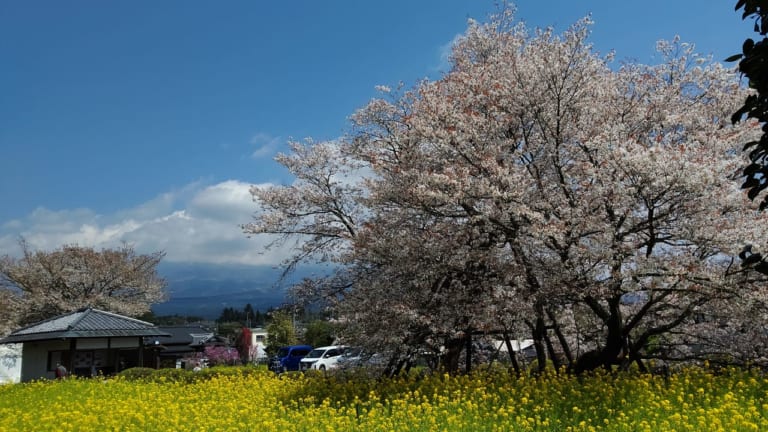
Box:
<box><xmin>268</xmin><ymin>345</ymin><xmax>313</xmax><ymax>373</ymax></box>
<box><xmin>298</xmin><ymin>345</ymin><xmax>347</xmax><ymax>371</ymax></box>
<box><xmin>336</xmin><ymin>348</ymin><xmax>388</xmax><ymax>371</ymax></box>
<box><xmin>336</xmin><ymin>347</ymin><xmax>364</xmax><ymax>369</ymax></box>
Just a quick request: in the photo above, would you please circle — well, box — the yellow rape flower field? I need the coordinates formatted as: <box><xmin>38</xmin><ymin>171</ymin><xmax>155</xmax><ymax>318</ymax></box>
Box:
<box><xmin>1</xmin><ymin>367</ymin><xmax>767</xmax><ymax>431</ymax></box>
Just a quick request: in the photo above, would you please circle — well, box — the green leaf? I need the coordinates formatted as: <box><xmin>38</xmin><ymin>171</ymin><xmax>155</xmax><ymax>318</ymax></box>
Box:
<box><xmin>745</xmin><ymin>38</ymin><xmax>756</xmax><ymax>54</ymax></box>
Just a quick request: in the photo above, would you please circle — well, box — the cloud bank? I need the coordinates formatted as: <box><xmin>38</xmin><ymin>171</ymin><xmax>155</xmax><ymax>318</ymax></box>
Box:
<box><xmin>0</xmin><ymin>180</ymin><xmax>293</xmax><ymax>266</ymax></box>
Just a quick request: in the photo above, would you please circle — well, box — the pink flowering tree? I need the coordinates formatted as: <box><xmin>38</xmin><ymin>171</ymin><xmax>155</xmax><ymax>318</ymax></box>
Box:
<box><xmin>202</xmin><ymin>346</ymin><xmax>241</xmax><ymax>367</ymax></box>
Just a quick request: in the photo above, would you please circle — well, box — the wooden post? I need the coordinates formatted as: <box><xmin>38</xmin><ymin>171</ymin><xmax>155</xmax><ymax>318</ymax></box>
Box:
<box><xmin>465</xmin><ymin>329</ymin><xmax>472</xmax><ymax>374</ymax></box>
<box><xmin>68</xmin><ymin>338</ymin><xmax>76</xmax><ymax>376</ymax></box>
<box><xmin>137</xmin><ymin>337</ymin><xmax>144</xmax><ymax>368</ymax></box>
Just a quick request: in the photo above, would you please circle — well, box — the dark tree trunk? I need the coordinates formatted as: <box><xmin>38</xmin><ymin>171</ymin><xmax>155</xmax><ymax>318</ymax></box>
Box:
<box><xmin>573</xmin><ymin>296</ymin><xmax>626</xmax><ymax>374</ymax></box>
<box><xmin>531</xmin><ymin>302</ymin><xmax>548</xmax><ymax>373</ymax></box>
<box><xmin>545</xmin><ymin>330</ymin><xmax>561</xmax><ymax>370</ymax></box>
<box><xmin>546</xmin><ymin>308</ymin><xmax>574</xmax><ymax>367</ymax></box>
<box><xmin>502</xmin><ymin>332</ymin><xmax>521</xmax><ymax>375</ymax></box>
<box><xmin>465</xmin><ymin>330</ymin><xmax>472</xmax><ymax>374</ymax></box>
<box><xmin>442</xmin><ymin>337</ymin><xmax>465</xmax><ymax>374</ymax></box>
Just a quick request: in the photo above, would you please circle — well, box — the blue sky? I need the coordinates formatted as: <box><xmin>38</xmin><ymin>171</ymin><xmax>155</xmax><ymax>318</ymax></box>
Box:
<box><xmin>0</xmin><ymin>1</ymin><xmax>752</xmax><ymax>269</ymax></box>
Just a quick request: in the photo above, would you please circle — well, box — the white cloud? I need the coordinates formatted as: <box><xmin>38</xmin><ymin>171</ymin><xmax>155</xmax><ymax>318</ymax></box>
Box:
<box><xmin>188</xmin><ymin>180</ymin><xmax>258</xmax><ymax>222</ymax></box>
<box><xmin>0</xmin><ymin>180</ymin><xmax>294</xmax><ymax>267</ymax></box>
<box><xmin>250</xmin><ymin>133</ymin><xmax>282</xmax><ymax>159</ymax></box>
<box><xmin>434</xmin><ymin>33</ymin><xmax>464</xmax><ymax>73</ymax></box>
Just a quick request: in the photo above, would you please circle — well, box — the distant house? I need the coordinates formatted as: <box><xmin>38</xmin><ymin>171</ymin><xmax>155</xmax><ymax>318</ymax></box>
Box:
<box><xmin>239</xmin><ymin>327</ymin><xmax>268</xmax><ymax>363</ymax></box>
<box><xmin>0</xmin><ymin>308</ymin><xmax>169</xmax><ymax>382</ymax></box>
<box><xmin>493</xmin><ymin>338</ymin><xmax>537</xmax><ymax>362</ymax></box>
<box><xmin>146</xmin><ymin>325</ymin><xmax>229</xmax><ymax>368</ymax></box>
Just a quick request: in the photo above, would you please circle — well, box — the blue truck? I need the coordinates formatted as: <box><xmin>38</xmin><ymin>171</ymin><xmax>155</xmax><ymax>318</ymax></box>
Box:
<box><xmin>268</xmin><ymin>344</ymin><xmax>313</xmax><ymax>373</ymax></box>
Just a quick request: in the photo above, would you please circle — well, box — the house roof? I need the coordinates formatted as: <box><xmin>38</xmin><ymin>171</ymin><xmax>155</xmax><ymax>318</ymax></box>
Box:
<box><xmin>0</xmin><ymin>308</ymin><xmax>170</xmax><ymax>343</ymax></box>
<box><xmin>144</xmin><ymin>325</ymin><xmax>225</xmax><ymax>356</ymax></box>
<box><xmin>147</xmin><ymin>325</ymin><xmax>214</xmax><ymax>346</ymax></box>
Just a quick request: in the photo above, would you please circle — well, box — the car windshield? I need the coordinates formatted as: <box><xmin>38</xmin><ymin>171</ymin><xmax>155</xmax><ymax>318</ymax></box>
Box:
<box><xmin>303</xmin><ymin>349</ymin><xmax>325</xmax><ymax>359</ymax></box>
<box><xmin>277</xmin><ymin>348</ymin><xmax>289</xmax><ymax>358</ymax></box>
<box><xmin>343</xmin><ymin>348</ymin><xmax>362</xmax><ymax>358</ymax></box>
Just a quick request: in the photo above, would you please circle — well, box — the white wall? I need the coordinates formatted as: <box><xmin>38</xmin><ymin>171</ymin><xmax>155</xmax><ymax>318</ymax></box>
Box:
<box><xmin>0</xmin><ymin>344</ymin><xmax>22</xmax><ymax>384</ymax></box>
<box><xmin>248</xmin><ymin>329</ymin><xmax>268</xmax><ymax>361</ymax></box>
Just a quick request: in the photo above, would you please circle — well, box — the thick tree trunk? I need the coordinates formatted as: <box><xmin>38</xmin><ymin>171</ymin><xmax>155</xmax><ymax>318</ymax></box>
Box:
<box><xmin>573</xmin><ymin>296</ymin><xmax>626</xmax><ymax>374</ymax></box>
<box><xmin>441</xmin><ymin>337</ymin><xmax>465</xmax><ymax>374</ymax></box>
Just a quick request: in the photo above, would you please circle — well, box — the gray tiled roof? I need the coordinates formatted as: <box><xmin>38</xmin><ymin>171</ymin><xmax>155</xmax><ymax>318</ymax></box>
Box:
<box><xmin>147</xmin><ymin>325</ymin><xmax>214</xmax><ymax>346</ymax></box>
<box><xmin>0</xmin><ymin>308</ymin><xmax>170</xmax><ymax>343</ymax></box>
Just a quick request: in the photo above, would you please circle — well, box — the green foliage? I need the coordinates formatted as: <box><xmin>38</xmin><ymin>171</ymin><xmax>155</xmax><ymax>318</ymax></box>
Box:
<box><xmin>265</xmin><ymin>310</ymin><xmax>297</xmax><ymax>356</ymax></box>
<box><xmin>732</xmin><ymin>1</ymin><xmax>768</xmax><ymax>213</ymax></box>
<box><xmin>215</xmin><ymin>321</ymin><xmax>243</xmax><ymax>340</ymax></box>
<box><xmin>115</xmin><ymin>367</ymin><xmax>157</xmax><ymax>381</ymax></box>
<box><xmin>117</xmin><ymin>367</ymin><xmax>196</xmax><ymax>383</ymax></box>
<box><xmin>195</xmin><ymin>364</ymin><xmax>270</xmax><ymax>381</ymax></box>
<box><xmin>115</xmin><ymin>364</ymin><xmax>271</xmax><ymax>384</ymax></box>
<box><xmin>303</xmin><ymin>319</ymin><xmax>335</xmax><ymax>347</ymax></box>
<box><xmin>138</xmin><ymin>312</ymin><xmax>205</xmax><ymax>325</ymax></box>
<box><xmin>217</xmin><ymin>303</ymin><xmax>266</xmax><ymax>326</ymax></box>
<box><xmin>151</xmin><ymin>368</ymin><xmax>195</xmax><ymax>383</ymax></box>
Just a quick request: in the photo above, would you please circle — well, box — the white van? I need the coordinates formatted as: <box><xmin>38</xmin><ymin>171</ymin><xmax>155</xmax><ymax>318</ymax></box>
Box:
<box><xmin>298</xmin><ymin>345</ymin><xmax>347</xmax><ymax>371</ymax></box>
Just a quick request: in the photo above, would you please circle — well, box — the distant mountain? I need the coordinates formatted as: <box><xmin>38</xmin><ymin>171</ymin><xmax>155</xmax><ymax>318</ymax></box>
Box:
<box><xmin>151</xmin><ymin>262</ymin><xmax>319</xmax><ymax>319</ymax></box>
<box><xmin>151</xmin><ymin>290</ymin><xmax>286</xmax><ymax>319</ymax></box>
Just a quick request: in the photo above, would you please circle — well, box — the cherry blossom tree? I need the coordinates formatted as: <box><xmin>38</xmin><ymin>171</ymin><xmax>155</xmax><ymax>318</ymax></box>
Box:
<box><xmin>244</xmin><ymin>140</ymin><xmax>363</xmax><ymax>268</ymax></box>
<box><xmin>247</xmin><ymin>8</ymin><xmax>768</xmax><ymax>373</ymax></box>
<box><xmin>0</xmin><ymin>240</ymin><xmax>166</xmax><ymax>328</ymax></box>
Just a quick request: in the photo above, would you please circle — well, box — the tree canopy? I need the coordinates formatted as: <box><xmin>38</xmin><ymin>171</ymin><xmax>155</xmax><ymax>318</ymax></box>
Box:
<box><xmin>246</xmin><ymin>8</ymin><xmax>768</xmax><ymax>373</ymax></box>
<box><xmin>265</xmin><ymin>310</ymin><xmax>297</xmax><ymax>356</ymax></box>
<box><xmin>0</xmin><ymin>241</ymin><xmax>166</xmax><ymax>329</ymax></box>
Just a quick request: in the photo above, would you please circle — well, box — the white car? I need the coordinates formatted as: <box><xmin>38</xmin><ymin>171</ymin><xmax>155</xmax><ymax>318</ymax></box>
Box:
<box><xmin>299</xmin><ymin>345</ymin><xmax>347</xmax><ymax>371</ymax></box>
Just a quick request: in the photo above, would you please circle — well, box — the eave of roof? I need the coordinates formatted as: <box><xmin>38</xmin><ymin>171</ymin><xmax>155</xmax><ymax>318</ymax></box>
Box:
<box><xmin>0</xmin><ymin>328</ymin><xmax>171</xmax><ymax>344</ymax></box>
<box><xmin>0</xmin><ymin>307</ymin><xmax>170</xmax><ymax>344</ymax></box>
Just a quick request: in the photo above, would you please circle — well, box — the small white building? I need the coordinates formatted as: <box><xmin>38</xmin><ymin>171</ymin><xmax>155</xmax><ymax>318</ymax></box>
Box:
<box><xmin>240</xmin><ymin>327</ymin><xmax>268</xmax><ymax>363</ymax></box>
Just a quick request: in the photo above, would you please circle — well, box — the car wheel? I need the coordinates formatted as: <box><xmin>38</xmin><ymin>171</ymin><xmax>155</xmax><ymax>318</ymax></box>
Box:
<box><xmin>319</xmin><ymin>365</ymin><xmax>326</xmax><ymax>371</ymax></box>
